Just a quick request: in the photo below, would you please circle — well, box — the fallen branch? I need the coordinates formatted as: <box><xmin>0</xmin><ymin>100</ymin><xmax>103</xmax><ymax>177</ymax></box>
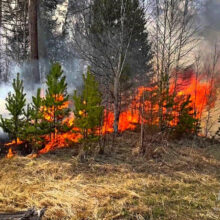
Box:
<box><xmin>0</xmin><ymin>208</ymin><xmax>46</xmax><ymax>220</ymax></box>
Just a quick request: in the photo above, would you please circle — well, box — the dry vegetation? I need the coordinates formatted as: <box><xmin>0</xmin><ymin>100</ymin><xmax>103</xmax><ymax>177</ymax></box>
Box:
<box><xmin>0</xmin><ymin>131</ymin><xmax>220</xmax><ymax>220</ymax></box>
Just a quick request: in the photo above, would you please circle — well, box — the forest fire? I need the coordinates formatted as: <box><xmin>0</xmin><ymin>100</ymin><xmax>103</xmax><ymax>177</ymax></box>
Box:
<box><xmin>3</xmin><ymin>71</ymin><xmax>215</xmax><ymax>158</ymax></box>
<box><xmin>5</xmin><ymin>138</ymin><xmax>23</xmax><ymax>147</ymax></box>
<box><xmin>42</xmin><ymin>95</ymin><xmax>70</xmax><ymax>122</ymax></box>
<box><xmin>39</xmin><ymin>96</ymin><xmax>83</xmax><ymax>154</ymax></box>
<box><xmin>5</xmin><ymin>138</ymin><xmax>23</xmax><ymax>158</ymax></box>
<box><xmin>39</xmin><ymin>129</ymin><xmax>82</xmax><ymax>154</ymax></box>
<box><xmin>103</xmin><ymin>71</ymin><xmax>214</xmax><ymax>132</ymax></box>
<box><xmin>1</xmin><ymin>1</ymin><xmax>220</xmax><ymax>219</ymax></box>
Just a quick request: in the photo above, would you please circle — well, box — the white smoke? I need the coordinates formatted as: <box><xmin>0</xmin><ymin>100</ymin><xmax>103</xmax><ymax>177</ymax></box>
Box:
<box><xmin>0</xmin><ymin>57</ymin><xmax>85</xmax><ymax>137</ymax></box>
<box><xmin>0</xmin><ymin>84</ymin><xmax>13</xmax><ymax>118</ymax></box>
<box><xmin>198</xmin><ymin>0</ymin><xmax>220</xmax><ymax>43</ymax></box>
<box><xmin>0</xmin><ymin>1</ymin><xmax>87</xmax><ymax>139</ymax></box>
<box><xmin>0</xmin><ymin>75</ymin><xmax>41</xmax><ymax>137</ymax></box>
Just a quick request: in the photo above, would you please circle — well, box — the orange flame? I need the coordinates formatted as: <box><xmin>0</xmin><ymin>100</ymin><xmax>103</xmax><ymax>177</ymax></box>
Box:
<box><xmin>102</xmin><ymin>72</ymin><xmax>214</xmax><ymax>132</ymax></box>
<box><xmin>6</xmin><ymin>148</ymin><xmax>14</xmax><ymax>158</ymax></box>
<box><xmin>39</xmin><ymin>97</ymin><xmax>82</xmax><ymax>154</ymax></box>
<box><xmin>5</xmin><ymin>138</ymin><xmax>22</xmax><ymax>158</ymax></box>
<box><xmin>39</xmin><ymin>128</ymin><xmax>82</xmax><ymax>154</ymax></box>
<box><xmin>5</xmin><ymin>138</ymin><xmax>23</xmax><ymax>147</ymax></box>
<box><xmin>42</xmin><ymin>95</ymin><xmax>70</xmax><ymax>122</ymax></box>
<box><xmin>4</xmin><ymin>71</ymin><xmax>216</xmax><ymax>156</ymax></box>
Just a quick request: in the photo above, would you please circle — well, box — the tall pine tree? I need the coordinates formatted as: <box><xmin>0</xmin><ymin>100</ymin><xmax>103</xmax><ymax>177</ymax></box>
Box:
<box><xmin>90</xmin><ymin>0</ymin><xmax>152</xmax><ymax>83</ymax></box>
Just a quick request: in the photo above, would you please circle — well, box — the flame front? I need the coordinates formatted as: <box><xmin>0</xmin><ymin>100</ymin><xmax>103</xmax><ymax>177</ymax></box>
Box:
<box><xmin>39</xmin><ymin>128</ymin><xmax>82</xmax><ymax>154</ymax></box>
<box><xmin>4</xmin><ymin>71</ymin><xmax>216</xmax><ymax>156</ymax></box>
<box><xmin>5</xmin><ymin>138</ymin><xmax>23</xmax><ymax>147</ymax></box>
<box><xmin>103</xmin><ymin>72</ymin><xmax>214</xmax><ymax>131</ymax></box>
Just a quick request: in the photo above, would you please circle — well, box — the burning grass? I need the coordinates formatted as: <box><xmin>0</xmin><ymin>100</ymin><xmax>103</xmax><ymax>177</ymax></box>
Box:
<box><xmin>0</xmin><ymin>131</ymin><xmax>220</xmax><ymax>219</ymax></box>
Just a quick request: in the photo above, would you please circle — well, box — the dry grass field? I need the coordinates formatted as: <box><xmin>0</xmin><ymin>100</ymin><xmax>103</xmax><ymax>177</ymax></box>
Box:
<box><xmin>0</xmin><ymin>131</ymin><xmax>220</xmax><ymax>220</ymax></box>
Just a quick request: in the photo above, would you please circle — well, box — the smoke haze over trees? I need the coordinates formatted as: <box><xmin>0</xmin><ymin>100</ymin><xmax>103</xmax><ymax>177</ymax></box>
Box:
<box><xmin>0</xmin><ymin>0</ymin><xmax>220</xmax><ymax>140</ymax></box>
<box><xmin>0</xmin><ymin>0</ymin><xmax>219</xmax><ymax>82</ymax></box>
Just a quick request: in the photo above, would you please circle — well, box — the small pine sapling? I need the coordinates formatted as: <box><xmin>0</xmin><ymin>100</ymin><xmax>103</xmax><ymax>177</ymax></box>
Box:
<box><xmin>174</xmin><ymin>95</ymin><xmax>199</xmax><ymax>138</ymax></box>
<box><xmin>21</xmin><ymin>89</ymin><xmax>47</xmax><ymax>151</ymax></box>
<box><xmin>44</xmin><ymin>63</ymin><xmax>71</xmax><ymax>139</ymax></box>
<box><xmin>73</xmin><ymin>67</ymin><xmax>103</xmax><ymax>152</ymax></box>
<box><xmin>0</xmin><ymin>73</ymin><xmax>26</xmax><ymax>143</ymax></box>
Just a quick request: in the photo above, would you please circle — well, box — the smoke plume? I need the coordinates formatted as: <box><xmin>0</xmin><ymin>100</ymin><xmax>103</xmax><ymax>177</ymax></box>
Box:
<box><xmin>198</xmin><ymin>0</ymin><xmax>220</xmax><ymax>43</ymax></box>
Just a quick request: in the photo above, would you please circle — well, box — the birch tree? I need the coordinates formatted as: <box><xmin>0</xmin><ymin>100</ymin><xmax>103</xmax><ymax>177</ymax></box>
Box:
<box><xmin>74</xmin><ymin>0</ymin><xmax>152</xmax><ymax>134</ymax></box>
<box><xmin>151</xmin><ymin>0</ymin><xmax>199</xmax><ymax>130</ymax></box>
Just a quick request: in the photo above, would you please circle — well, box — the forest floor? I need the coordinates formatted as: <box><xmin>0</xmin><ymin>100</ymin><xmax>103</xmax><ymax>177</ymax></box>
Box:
<box><xmin>0</xmin><ymin>131</ymin><xmax>220</xmax><ymax>220</ymax></box>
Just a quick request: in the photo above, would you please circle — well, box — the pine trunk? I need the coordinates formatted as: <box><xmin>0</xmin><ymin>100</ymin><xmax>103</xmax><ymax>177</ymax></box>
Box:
<box><xmin>28</xmin><ymin>0</ymin><xmax>40</xmax><ymax>83</ymax></box>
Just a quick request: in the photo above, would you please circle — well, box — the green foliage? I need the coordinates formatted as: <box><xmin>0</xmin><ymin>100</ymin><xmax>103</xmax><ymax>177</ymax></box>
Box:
<box><xmin>73</xmin><ymin>67</ymin><xmax>103</xmax><ymax>142</ymax></box>
<box><xmin>174</xmin><ymin>95</ymin><xmax>200</xmax><ymax>138</ymax></box>
<box><xmin>90</xmin><ymin>0</ymin><xmax>152</xmax><ymax>84</ymax></box>
<box><xmin>44</xmin><ymin>63</ymin><xmax>71</xmax><ymax>136</ymax></box>
<box><xmin>0</xmin><ymin>63</ymin><xmax>72</xmax><ymax>151</ymax></box>
<box><xmin>142</xmin><ymin>87</ymin><xmax>200</xmax><ymax>138</ymax></box>
<box><xmin>31</xmin><ymin>89</ymin><xmax>43</xmax><ymax>123</ymax></box>
<box><xmin>0</xmin><ymin>73</ymin><xmax>26</xmax><ymax>142</ymax></box>
<box><xmin>21</xmin><ymin>89</ymin><xmax>48</xmax><ymax>151</ymax></box>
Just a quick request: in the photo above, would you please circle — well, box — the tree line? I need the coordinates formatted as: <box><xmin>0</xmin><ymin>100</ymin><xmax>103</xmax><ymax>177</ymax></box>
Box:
<box><xmin>0</xmin><ymin>62</ymin><xmax>200</xmax><ymax>155</ymax></box>
<box><xmin>0</xmin><ymin>0</ymin><xmax>219</xmax><ymax>154</ymax></box>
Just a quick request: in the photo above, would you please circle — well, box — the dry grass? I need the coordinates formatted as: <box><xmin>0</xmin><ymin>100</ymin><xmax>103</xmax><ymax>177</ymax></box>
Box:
<box><xmin>0</xmin><ymin>131</ymin><xmax>220</xmax><ymax>219</ymax></box>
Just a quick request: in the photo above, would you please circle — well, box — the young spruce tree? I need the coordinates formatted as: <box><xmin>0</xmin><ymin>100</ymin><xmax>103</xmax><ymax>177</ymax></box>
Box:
<box><xmin>73</xmin><ymin>67</ymin><xmax>103</xmax><ymax>143</ymax></box>
<box><xmin>0</xmin><ymin>73</ymin><xmax>26</xmax><ymax>143</ymax></box>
